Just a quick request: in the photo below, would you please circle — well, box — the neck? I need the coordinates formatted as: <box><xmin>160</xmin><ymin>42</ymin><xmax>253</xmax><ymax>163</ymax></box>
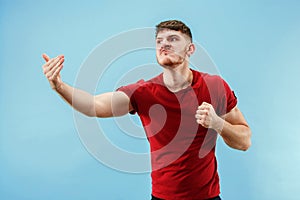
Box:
<box><xmin>163</xmin><ymin>63</ymin><xmax>193</xmax><ymax>92</ymax></box>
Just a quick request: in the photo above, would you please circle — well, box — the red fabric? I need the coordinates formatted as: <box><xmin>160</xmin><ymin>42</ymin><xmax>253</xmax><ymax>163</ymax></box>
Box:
<box><xmin>117</xmin><ymin>69</ymin><xmax>237</xmax><ymax>200</ymax></box>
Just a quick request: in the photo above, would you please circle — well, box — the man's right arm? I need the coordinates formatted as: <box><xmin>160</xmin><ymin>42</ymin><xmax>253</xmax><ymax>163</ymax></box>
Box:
<box><xmin>42</xmin><ymin>54</ymin><xmax>133</xmax><ymax>118</ymax></box>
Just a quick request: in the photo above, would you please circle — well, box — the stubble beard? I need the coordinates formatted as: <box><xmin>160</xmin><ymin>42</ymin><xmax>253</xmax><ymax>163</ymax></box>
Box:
<box><xmin>157</xmin><ymin>53</ymin><xmax>186</xmax><ymax>68</ymax></box>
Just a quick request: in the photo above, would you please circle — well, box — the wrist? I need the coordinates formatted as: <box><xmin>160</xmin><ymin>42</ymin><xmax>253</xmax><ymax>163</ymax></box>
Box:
<box><xmin>53</xmin><ymin>81</ymin><xmax>64</xmax><ymax>93</ymax></box>
<box><xmin>213</xmin><ymin>116</ymin><xmax>224</xmax><ymax>133</ymax></box>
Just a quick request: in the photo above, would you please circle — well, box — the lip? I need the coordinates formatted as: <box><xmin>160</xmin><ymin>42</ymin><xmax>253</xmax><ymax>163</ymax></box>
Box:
<box><xmin>160</xmin><ymin>49</ymin><xmax>171</xmax><ymax>55</ymax></box>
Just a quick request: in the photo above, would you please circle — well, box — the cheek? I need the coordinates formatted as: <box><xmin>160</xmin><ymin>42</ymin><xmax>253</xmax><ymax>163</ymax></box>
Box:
<box><xmin>174</xmin><ymin>44</ymin><xmax>187</xmax><ymax>54</ymax></box>
<box><xmin>155</xmin><ymin>51</ymin><xmax>161</xmax><ymax>59</ymax></box>
<box><xmin>172</xmin><ymin>50</ymin><xmax>187</xmax><ymax>59</ymax></box>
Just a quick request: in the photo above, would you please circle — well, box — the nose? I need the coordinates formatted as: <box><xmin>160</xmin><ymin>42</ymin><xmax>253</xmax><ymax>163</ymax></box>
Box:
<box><xmin>163</xmin><ymin>43</ymin><xmax>171</xmax><ymax>50</ymax></box>
<box><xmin>158</xmin><ymin>39</ymin><xmax>171</xmax><ymax>50</ymax></box>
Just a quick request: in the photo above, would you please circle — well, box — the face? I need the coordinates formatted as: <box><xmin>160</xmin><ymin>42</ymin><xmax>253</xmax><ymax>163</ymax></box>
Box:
<box><xmin>156</xmin><ymin>29</ymin><xmax>194</xmax><ymax>68</ymax></box>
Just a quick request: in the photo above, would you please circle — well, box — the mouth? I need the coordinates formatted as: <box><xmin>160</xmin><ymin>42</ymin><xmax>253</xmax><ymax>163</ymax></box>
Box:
<box><xmin>160</xmin><ymin>49</ymin><xmax>172</xmax><ymax>55</ymax></box>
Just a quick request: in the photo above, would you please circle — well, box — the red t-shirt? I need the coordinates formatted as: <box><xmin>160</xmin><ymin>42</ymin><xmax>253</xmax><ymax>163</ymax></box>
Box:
<box><xmin>117</xmin><ymin>69</ymin><xmax>237</xmax><ymax>200</ymax></box>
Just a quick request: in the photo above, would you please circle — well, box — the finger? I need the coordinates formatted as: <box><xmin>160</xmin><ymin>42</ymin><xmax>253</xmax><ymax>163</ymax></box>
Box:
<box><xmin>43</xmin><ymin>55</ymin><xmax>64</xmax><ymax>69</ymax></box>
<box><xmin>45</xmin><ymin>58</ymin><xmax>63</xmax><ymax>78</ymax></box>
<box><xmin>200</xmin><ymin>102</ymin><xmax>212</xmax><ymax>109</ymax></box>
<box><xmin>198</xmin><ymin>103</ymin><xmax>212</xmax><ymax>109</ymax></box>
<box><xmin>42</xmin><ymin>53</ymin><xmax>50</xmax><ymax>62</ymax></box>
<box><xmin>201</xmin><ymin>102</ymin><xmax>210</xmax><ymax>106</ymax></box>
<box><xmin>197</xmin><ymin>105</ymin><xmax>209</xmax><ymax>112</ymax></box>
<box><xmin>42</xmin><ymin>53</ymin><xmax>64</xmax><ymax>62</ymax></box>
<box><xmin>46</xmin><ymin>63</ymin><xmax>61</xmax><ymax>79</ymax></box>
<box><xmin>47</xmin><ymin>57</ymin><xmax>62</xmax><ymax>71</ymax></box>
<box><xmin>196</xmin><ymin>118</ymin><xmax>205</xmax><ymax>125</ymax></box>
<box><xmin>44</xmin><ymin>56</ymin><xmax>59</xmax><ymax>67</ymax></box>
<box><xmin>195</xmin><ymin>114</ymin><xmax>205</xmax><ymax>119</ymax></box>
<box><xmin>43</xmin><ymin>57</ymin><xmax>60</xmax><ymax>74</ymax></box>
<box><xmin>197</xmin><ymin>104</ymin><xmax>205</xmax><ymax>110</ymax></box>
<box><xmin>46</xmin><ymin>58</ymin><xmax>64</xmax><ymax>79</ymax></box>
<box><xmin>49</xmin><ymin>65</ymin><xmax>63</xmax><ymax>81</ymax></box>
<box><xmin>196</xmin><ymin>110</ymin><xmax>209</xmax><ymax>115</ymax></box>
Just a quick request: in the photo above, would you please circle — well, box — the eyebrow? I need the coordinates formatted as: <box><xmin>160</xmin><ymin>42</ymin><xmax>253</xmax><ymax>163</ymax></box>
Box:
<box><xmin>156</xmin><ymin>35</ymin><xmax>180</xmax><ymax>39</ymax></box>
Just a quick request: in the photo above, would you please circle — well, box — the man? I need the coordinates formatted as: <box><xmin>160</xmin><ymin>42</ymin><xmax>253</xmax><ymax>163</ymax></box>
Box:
<box><xmin>42</xmin><ymin>20</ymin><xmax>251</xmax><ymax>200</ymax></box>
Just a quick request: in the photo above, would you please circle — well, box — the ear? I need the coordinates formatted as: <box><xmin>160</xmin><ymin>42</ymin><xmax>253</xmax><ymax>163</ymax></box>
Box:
<box><xmin>186</xmin><ymin>43</ymin><xmax>195</xmax><ymax>57</ymax></box>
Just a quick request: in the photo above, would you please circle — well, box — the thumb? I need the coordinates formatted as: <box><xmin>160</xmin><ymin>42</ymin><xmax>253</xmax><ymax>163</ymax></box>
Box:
<box><xmin>42</xmin><ymin>53</ymin><xmax>50</xmax><ymax>62</ymax></box>
<box><xmin>202</xmin><ymin>102</ymin><xmax>210</xmax><ymax>106</ymax></box>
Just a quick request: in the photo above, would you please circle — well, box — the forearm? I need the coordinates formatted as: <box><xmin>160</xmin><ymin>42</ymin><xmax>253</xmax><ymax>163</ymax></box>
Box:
<box><xmin>214</xmin><ymin>118</ymin><xmax>252</xmax><ymax>151</ymax></box>
<box><xmin>196</xmin><ymin>103</ymin><xmax>251</xmax><ymax>151</ymax></box>
<box><xmin>55</xmin><ymin>82</ymin><xmax>96</xmax><ymax>117</ymax></box>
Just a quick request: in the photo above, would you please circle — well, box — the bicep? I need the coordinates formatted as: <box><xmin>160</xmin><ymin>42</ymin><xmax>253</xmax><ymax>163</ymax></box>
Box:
<box><xmin>94</xmin><ymin>91</ymin><xmax>133</xmax><ymax>117</ymax></box>
<box><xmin>221</xmin><ymin>106</ymin><xmax>249</xmax><ymax>127</ymax></box>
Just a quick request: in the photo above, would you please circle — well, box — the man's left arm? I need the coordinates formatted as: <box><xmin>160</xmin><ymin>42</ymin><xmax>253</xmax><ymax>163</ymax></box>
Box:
<box><xmin>195</xmin><ymin>102</ymin><xmax>252</xmax><ymax>151</ymax></box>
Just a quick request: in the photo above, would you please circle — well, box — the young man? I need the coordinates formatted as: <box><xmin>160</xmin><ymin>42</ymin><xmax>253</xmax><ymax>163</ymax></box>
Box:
<box><xmin>42</xmin><ymin>20</ymin><xmax>251</xmax><ymax>200</ymax></box>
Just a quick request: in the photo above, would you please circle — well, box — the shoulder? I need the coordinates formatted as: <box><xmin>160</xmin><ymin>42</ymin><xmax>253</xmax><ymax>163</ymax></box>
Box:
<box><xmin>192</xmin><ymin>69</ymin><xmax>222</xmax><ymax>80</ymax></box>
<box><xmin>202</xmin><ymin>73</ymin><xmax>223</xmax><ymax>82</ymax></box>
<box><xmin>117</xmin><ymin>73</ymin><xmax>162</xmax><ymax>94</ymax></box>
<box><xmin>192</xmin><ymin>69</ymin><xmax>224</xmax><ymax>87</ymax></box>
<box><xmin>139</xmin><ymin>73</ymin><xmax>163</xmax><ymax>88</ymax></box>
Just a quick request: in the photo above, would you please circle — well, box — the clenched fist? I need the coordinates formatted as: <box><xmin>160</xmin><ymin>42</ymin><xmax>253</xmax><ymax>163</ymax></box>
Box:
<box><xmin>195</xmin><ymin>102</ymin><xmax>223</xmax><ymax>131</ymax></box>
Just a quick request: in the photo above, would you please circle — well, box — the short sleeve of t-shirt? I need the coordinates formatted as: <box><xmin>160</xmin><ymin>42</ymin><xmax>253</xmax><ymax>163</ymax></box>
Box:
<box><xmin>116</xmin><ymin>79</ymin><xmax>146</xmax><ymax>114</ymax></box>
<box><xmin>217</xmin><ymin>77</ymin><xmax>237</xmax><ymax>116</ymax></box>
<box><xmin>201</xmin><ymin>74</ymin><xmax>237</xmax><ymax>116</ymax></box>
<box><xmin>223</xmin><ymin>79</ymin><xmax>237</xmax><ymax>112</ymax></box>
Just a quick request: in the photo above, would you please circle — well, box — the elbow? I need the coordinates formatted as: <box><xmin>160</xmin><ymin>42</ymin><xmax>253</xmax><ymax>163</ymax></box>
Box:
<box><xmin>241</xmin><ymin>130</ymin><xmax>252</xmax><ymax>151</ymax></box>
<box><xmin>228</xmin><ymin>128</ymin><xmax>252</xmax><ymax>151</ymax></box>
<box><xmin>240</xmin><ymin>140</ymin><xmax>251</xmax><ymax>151</ymax></box>
<box><xmin>85</xmin><ymin>112</ymin><xmax>97</xmax><ymax>118</ymax></box>
<box><xmin>75</xmin><ymin>109</ymin><xmax>96</xmax><ymax>117</ymax></box>
<box><xmin>86</xmin><ymin>103</ymin><xmax>99</xmax><ymax>117</ymax></box>
<box><xmin>225</xmin><ymin>138</ymin><xmax>251</xmax><ymax>151</ymax></box>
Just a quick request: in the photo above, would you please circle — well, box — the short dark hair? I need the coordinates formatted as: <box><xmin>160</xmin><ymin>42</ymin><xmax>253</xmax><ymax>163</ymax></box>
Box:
<box><xmin>155</xmin><ymin>20</ymin><xmax>192</xmax><ymax>42</ymax></box>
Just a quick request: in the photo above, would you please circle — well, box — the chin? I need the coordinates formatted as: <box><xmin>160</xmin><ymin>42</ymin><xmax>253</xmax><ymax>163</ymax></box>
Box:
<box><xmin>157</xmin><ymin>56</ymin><xmax>183</xmax><ymax>68</ymax></box>
<box><xmin>158</xmin><ymin>58</ymin><xmax>173</xmax><ymax>67</ymax></box>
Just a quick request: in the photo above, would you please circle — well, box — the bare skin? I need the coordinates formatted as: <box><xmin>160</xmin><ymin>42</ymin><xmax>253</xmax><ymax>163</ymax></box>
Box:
<box><xmin>42</xmin><ymin>54</ymin><xmax>132</xmax><ymax>117</ymax></box>
<box><xmin>196</xmin><ymin>102</ymin><xmax>251</xmax><ymax>151</ymax></box>
<box><xmin>42</xmin><ymin>29</ymin><xmax>251</xmax><ymax>151</ymax></box>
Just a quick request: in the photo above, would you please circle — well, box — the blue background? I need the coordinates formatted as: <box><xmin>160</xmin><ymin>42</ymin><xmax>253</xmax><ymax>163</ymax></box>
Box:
<box><xmin>1</xmin><ymin>0</ymin><xmax>300</xmax><ymax>199</ymax></box>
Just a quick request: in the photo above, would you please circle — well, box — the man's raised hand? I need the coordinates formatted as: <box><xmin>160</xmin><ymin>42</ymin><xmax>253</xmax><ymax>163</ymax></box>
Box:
<box><xmin>42</xmin><ymin>53</ymin><xmax>64</xmax><ymax>91</ymax></box>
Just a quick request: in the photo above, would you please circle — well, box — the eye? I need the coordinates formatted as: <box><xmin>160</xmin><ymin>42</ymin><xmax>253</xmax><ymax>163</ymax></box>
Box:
<box><xmin>156</xmin><ymin>40</ymin><xmax>162</xmax><ymax>44</ymax></box>
<box><xmin>169</xmin><ymin>36</ymin><xmax>179</xmax><ymax>42</ymax></box>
